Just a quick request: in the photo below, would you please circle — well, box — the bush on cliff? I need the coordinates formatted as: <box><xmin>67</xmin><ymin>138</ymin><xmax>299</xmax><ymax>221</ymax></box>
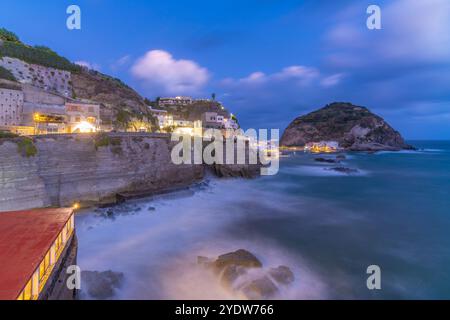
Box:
<box><xmin>0</xmin><ymin>40</ymin><xmax>81</xmax><ymax>72</ymax></box>
<box><xmin>94</xmin><ymin>133</ymin><xmax>122</xmax><ymax>150</ymax></box>
<box><xmin>0</xmin><ymin>28</ymin><xmax>21</xmax><ymax>43</ymax></box>
<box><xmin>16</xmin><ymin>137</ymin><xmax>37</xmax><ymax>157</ymax></box>
<box><xmin>0</xmin><ymin>66</ymin><xmax>16</xmax><ymax>81</ymax></box>
<box><xmin>0</xmin><ymin>131</ymin><xmax>18</xmax><ymax>139</ymax></box>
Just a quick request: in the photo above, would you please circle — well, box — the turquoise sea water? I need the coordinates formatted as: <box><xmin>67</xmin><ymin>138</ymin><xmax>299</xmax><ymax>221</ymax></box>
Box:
<box><xmin>76</xmin><ymin>141</ymin><xmax>450</xmax><ymax>299</ymax></box>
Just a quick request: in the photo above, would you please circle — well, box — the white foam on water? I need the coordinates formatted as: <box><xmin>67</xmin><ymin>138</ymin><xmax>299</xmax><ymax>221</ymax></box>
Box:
<box><xmin>76</xmin><ymin>178</ymin><xmax>328</xmax><ymax>300</ymax></box>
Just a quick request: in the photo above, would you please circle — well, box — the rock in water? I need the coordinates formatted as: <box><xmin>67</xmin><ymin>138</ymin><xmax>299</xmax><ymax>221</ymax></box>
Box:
<box><xmin>220</xmin><ymin>265</ymin><xmax>247</xmax><ymax>288</ymax></box>
<box><xmin>326</xmin><ymin>167</ymin><xmax>359</xmax><ymax>174</ymax></box>
<box><xmin>269</xmin><ymin>266</ymin><xmax>295</xmax><ymax>285</ymax></box>
<box><xmin>81</xmin><ymin>270</ymin><xmax>124</xmax><ymax>299</ymax></box>
<box><xmin>281</xmin><ymin>102</ymin><xmax>414</xmax><ymax>151</ymax></box>
<box><xmin>214</xmin><ymin>249</ymin><xmax>263</xmax><ymax>271</ymax></box>
<box><xmin>314</xmin><ymin>157</ymin><xmax>339</xmax><ymax>163</ymax></box>
<box><xmin>240</xmin><ymin>276</ymin><xmax>279</xmax><ymax>300</ymax></box>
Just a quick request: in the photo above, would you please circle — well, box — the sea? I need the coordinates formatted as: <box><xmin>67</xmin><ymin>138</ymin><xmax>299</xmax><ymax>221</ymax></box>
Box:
<box><xmin>76</xmin><ymin>141</ymin><xmax>450</xmax><ymax>299</ymax></box>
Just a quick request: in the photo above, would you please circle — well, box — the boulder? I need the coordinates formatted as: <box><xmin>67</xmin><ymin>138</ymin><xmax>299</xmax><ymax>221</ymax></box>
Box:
<box><xmin>220</xmin><ymin>265</ymin><xmax>247</xmax><ymax>288</ymax></box>
<box><xmin>314</xmin><ymin>157</ymin><xmax>339</xmax><ymax>164</ymax></box>
<box><xmin>326</xmin><ymin>167</ymin><xmax>359</xmax><ymax>174</ymax></box>
<box><xmin>240</xmin><ymin>276</ymin><xmax>279</xmax><ymax>300</ymax></box>
<box><xmin>269</xmin><ymin>266</ymin><xmax>295</xmax><ymax>285</ymax></box>
<box><xmin>214</xmin><ymin>249</ymin><xmax>263</xmax><ymax>271</ymax></box>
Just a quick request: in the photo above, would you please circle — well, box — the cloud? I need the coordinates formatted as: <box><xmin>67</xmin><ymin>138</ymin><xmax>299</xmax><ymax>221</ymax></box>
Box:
<box><xmin>224</xmin><ymin>65</ymin><xmax>321</xmax><ymax>87</ymax></box>
<box><xmin>325</xmin><ymin>0</ymin><xmax>450</xmax><ymax>68</ymax></box>
<box><xmin>111</xmin><ymin>55</ymin><xmax>131</xmax><ymax>71</ymax></box>
<box><xmin>321</xmin><ymin>73</ymin><xmax>345</xmax><ymax>87</ymax></box>
<box><xmin>131</xmin><ymin>50</ymin><xmax>209</xmax><ymax>95</ymax></box>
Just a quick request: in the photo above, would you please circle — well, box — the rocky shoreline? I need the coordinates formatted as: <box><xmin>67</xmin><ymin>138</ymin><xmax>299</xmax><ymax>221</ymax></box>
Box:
<box><xmin>0</xmin><ymin>133</ymin><xmax>261</xmax><ymax>212</ymax></box>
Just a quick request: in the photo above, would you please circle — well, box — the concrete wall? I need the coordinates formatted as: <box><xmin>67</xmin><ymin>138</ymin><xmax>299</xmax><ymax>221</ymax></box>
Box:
<box><xmin>0</xmin><ymin>133</ymin><xmax>204</xmax><ymax>211</ymax></box>
<box><xmin>0</xmin><ymin>87</ymin><xmax>23</xmax><ymax>126</ymax></box>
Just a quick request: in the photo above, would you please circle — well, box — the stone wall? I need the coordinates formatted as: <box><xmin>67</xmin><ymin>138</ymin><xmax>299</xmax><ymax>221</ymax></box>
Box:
<box><xmin>0</xmin><ymin>133</ymin><xmax>204</xmax><ymax>211</ymax></box>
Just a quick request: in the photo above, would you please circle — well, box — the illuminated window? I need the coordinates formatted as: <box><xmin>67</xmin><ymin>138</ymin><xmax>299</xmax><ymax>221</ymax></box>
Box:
<box><xmin>23</xmin><ymin>280</ymin><xmax>32</xmax><ymax>300</ymax></box>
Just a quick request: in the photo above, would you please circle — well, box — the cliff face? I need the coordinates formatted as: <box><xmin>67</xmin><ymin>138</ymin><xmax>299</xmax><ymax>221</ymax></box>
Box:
<box><xmin>71</xmin><ymin>70</ymin><xmax>148</xmax><ymax>114</ymax></box>
<box><xmin>0</xmin><ymin>133</ymin><xmax>204</xmax><ymax>211</ymax></box>
<box><xmin>281</xmin><ymin>102</ymin><xmax>413</xmax><ymax>151</ymax></box>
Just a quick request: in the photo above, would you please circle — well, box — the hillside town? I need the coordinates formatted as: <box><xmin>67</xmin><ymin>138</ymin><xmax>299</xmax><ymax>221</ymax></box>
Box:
<box><xmin>0</xmin><ymin>73</ymin><xmax>239</xmax><ymax>137</ymax></box>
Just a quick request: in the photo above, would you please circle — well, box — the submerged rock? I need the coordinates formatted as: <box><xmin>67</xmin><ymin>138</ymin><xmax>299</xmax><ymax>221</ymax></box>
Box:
<box><xmin>240</xmin><ymin>276</ymin><xmax>279</xmax><ymax>300</ymax></box>
<box><xmin>81</xmin><ymin>270</ymin><xmax>124</xmax><ymax>300</ymax></box>
<box><xmin>269</xmin><ymin>266</ymin><xmax>295</xmax><ymax>285</ymax></box>
<box><xmin>314</xmin><ymin>157</ymin><xmax>339</xmax><ymax>164</ymax></box>
<box><xmin>327</xmin><ymin>167</ymin><xmax>359</xmax><ymax>174</ymax></box>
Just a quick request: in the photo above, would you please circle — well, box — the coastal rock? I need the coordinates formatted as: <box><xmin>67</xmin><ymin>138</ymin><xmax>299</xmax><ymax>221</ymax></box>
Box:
<box><xmin>326</xmin><ymin>167</ymin><xmax>359</xmax><ymax>174</ymax></box>
<box><xmin>197</xmin><ymin>249</ymin><xmax>296</xmax><ymax>300</ymax></box>
<box><xmin>281</xmin><ymin>102</ymin><xmax>414</xmax><ymax>151</ymax></box>
<box><xmin>336</xmin><ymin>154</ymin><xmax>347</xmax><ymax>160</ymax></box>
<box><xmin>210</xmin><ymin>163</ymin><xmax>261</xmax><ymax>179</ymax></box>
<box><xmin>314</xmin><ymin>157</ymin><xmax>339</xmax><ymax>164</ymax></box>
<box><xmin>240</xmin><ymin>276</ymin><xmax>279</xmax><ymax>300</ymax></box>
<box><xmin>214</xmin><ymin>249</ymin><xmax>263</xmax><ymax>271</ymax></box>
<box><xmin>0</xmin><ymin>134</ymin><xmax>204</xmax><ymax>211</ymax></box>
<box><xmin>81</xmin><ymin>270</ymin><xmax>124</xmax><ymax>300</ymax></box>
<box><xmin>220</xmin><ymin>265</ymin><xmax>247</xmax><ymax>288</ymax></box>
<box><xmin>268</xmin><ymin>266</ymin><xmax>295</xmax><ymax>285</ymax></box>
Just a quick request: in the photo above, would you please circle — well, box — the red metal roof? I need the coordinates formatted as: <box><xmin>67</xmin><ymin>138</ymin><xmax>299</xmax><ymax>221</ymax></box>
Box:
<box><xmin>0</xmin><ymin>208</ymin><xmax>73</xmax><ymax>300</ymax></box>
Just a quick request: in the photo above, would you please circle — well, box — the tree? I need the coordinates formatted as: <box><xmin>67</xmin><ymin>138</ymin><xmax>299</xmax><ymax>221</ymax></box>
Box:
<box><xmin>211</xmin><ymin>93</ymin><xmax>216</xmax><ymax>101</ymax></box>
<box><xmin>0</xmin><ymin>28</ymin><xmax>20</xmax><ymax>43</ymax></box>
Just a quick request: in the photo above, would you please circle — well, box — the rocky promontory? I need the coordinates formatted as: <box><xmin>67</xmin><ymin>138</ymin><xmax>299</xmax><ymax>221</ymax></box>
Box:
<box><xmin>281</xmin><ymin>102</ymin><xmax>414</xmax><ymax>151</ymax></box>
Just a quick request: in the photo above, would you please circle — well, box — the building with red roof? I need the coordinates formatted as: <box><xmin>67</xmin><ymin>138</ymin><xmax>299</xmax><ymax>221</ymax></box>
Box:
<box><xmin>0</xmin><ymin>208</ymin><xmax>76</xmax><ymax>300</ymax></box>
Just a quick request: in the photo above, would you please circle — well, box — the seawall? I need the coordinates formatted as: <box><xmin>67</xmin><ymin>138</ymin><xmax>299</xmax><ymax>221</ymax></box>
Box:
<box><xmin>0</xmin><ymin>133</ymin><xmax>204</xmax><ymax>211</ymax></box>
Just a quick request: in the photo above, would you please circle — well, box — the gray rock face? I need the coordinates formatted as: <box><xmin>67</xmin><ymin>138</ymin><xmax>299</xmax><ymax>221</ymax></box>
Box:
<box><xmin>0</xmin><ymin>133</ymin><xmax>204</xmax><ymax>211</ymax></box>
<box><xmin>281</xmin><ymin>102</ymin><xmax>414</xmax><ymax>151</ymax></box>
<box><xmin>81</xmin><ymin>270</ymin><xmax>124</xmax><ymax>300</ymax></box>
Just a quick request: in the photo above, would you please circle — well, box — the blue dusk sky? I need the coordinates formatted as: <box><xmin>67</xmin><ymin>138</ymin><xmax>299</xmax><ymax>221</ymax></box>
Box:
<box><xmin>1</xmin><ymin>0</ymin><xmax>450</xmax><ymax>139</ymax></box>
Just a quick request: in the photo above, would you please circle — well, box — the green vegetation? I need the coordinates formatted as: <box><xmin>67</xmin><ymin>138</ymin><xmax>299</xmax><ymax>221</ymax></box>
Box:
<box><xmin>94</xmin><ymin>133</ymin><xmax>112</xmax><ymax>149</ymax></box>
<box><xmin>0</xmin><ymin>40</ymin><xmax>81</xmax><ymax>72</ymax></box>
<box><xmin>0</xmin><ymin>131</ymin><xmax>19</xmax><ymax>139</ymax></box>
<box><xmin>0</xmin><ymin>28</ymin><xmax>21</xmax><ymax>43</ymax></box>
<box><xmin>115</xmin><ymin>108</ymin><xmax>133</xmax><ymax>131</ymax></box>
<box><xmin>94</xmin><ymin>133</ymin><xmax>122</xmax><ymax>150</ymax></box>
<box><xmin>16</xmin><ymin>137</ymin><xmax>37</xmax><ymax>157</ymax></box>
<box><xmin>0</xmin><ymin>66</ymin><xmax>16</xmax><ymax>81</ymax></box>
